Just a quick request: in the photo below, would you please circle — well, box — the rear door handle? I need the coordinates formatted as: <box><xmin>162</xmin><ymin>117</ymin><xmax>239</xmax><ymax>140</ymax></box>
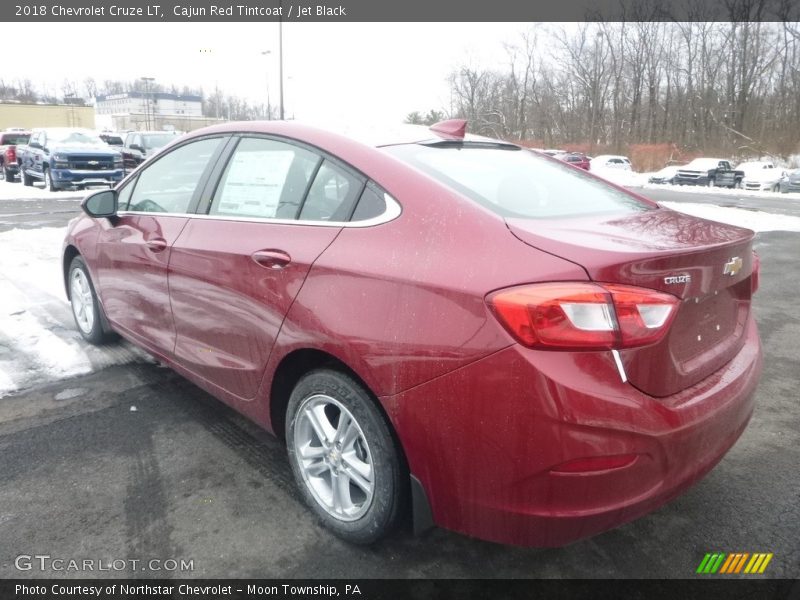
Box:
<box><xmin>252</xmin><ymin>249</ymin><xmax>292</xmax><ymax>270</ymax></box>
<box><xmin>146</xmin><ymin>238</ymin><xmax>168</xmax><ymax>252</ymax></box>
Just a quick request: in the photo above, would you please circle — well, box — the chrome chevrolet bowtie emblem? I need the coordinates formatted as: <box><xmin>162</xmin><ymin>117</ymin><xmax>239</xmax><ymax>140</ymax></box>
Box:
<box><xmin>88</xmin><ymin>160</ymin><xmax>99</xmax><ymax>165</ymax></box>
<box><xmin>723</xmin><ymin>257</ymin><xmax>743</xmax><ymax>276</ymax></box>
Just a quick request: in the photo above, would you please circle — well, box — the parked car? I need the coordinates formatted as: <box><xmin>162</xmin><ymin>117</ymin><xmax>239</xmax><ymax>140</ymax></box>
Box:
<box><xmin>735</xmin><ymin>160</ymin><xmax>785</xmax><ymax>192</ymax></box>
<box><xmin>674</xmin><ymin>158</ymin><xmax>744</xmax><ymax>188</ymax></box>
<box><xmin>555</xmin><ymin>152</ymin><xmax>590</xmax><ymax>170</ymax></box>
<box><xmin>63</xmin><ymin>119</ymin><xmax>762</xmax><ymax>547</ymax></box>
<box><xmin>18</xmin><ymin>128</ymin><xmax>124</xmax><ymax>191</ymax></box>
<box><xmin>120</xmin><ymin>130</ymin><xmax>180</xmax><ymax>173</ymax></box>
<box><xmin>779</xmin><ymin>168</ymin><xmax>800</xmax><ymax>194</ymax></box>
<box><xmin>0</xmin><ymin>129</ymin><xmax>31</xmax><ymax>181</ymax></box>
<box><xmin>591</xmin><ymin>155</ymin><xmax>632</xmax><ymax>171</ymax></box>
<box><xmin>647</xmin><ymin>165</ymin><xmax>682</xmax><ymax>185</ymax></box>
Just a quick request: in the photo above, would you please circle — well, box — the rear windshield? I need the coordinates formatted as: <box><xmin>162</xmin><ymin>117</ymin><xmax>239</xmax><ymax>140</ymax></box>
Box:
<box><xmin>1</xmin><ymin>134</ymin><xmax>30</xmax><ymax>145</ymax></box>
<box><xmin>384</xmin><ymin>144</ymin><xmax>651</xmax><ymax>219</ymax></box>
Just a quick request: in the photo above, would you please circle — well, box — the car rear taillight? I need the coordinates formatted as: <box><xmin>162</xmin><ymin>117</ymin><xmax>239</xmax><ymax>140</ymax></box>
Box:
<box><xmin>5</xmin><ymin>147</ymin><xmax>15</xmax><ymax>162</ymax></box>
<box><xmin>751</xmin><ymin>251</ymin><xmax>760</xmax><ymax>295</ymax></box>
<box><xmin>487</xmin><ymin>282</ymin><xmax>679</xmax><ymax>351</ymax></box>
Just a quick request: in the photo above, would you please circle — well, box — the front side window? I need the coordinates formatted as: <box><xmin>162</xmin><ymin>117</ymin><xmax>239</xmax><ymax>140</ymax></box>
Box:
<box><xmin>384</xmin><ymin>143</ymin><xmax>651</xmax><ymax>219</ymax></box>
<box><xmin>127</xmin><ymin>137</ymin><xmax>222</xmax><ymax>214</ymax></box>
<box><xmin>210</xmin><ymin>137</ymin><xmax>320</xmax><ymax>220</ymax></box>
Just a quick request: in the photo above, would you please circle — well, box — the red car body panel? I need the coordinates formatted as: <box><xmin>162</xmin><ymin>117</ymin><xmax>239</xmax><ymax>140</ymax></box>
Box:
<box><xmin>385</xmin><ymin>318</ymin><xmax>760</xmax><ymax>546</ymax></box>
<box><xmin>62</xmin><ymin>121</ymin><xmax>763</xmax><ymax>546</ymax></box>
<box><xmin>168</xmin><ymin>219</ymin><xmax>343</xmax><ymax>400</ymax></box>
<box><xmin>94</xmin><ymin>214</ymin><xmax>189</xmax><ymax>353</ymax></box>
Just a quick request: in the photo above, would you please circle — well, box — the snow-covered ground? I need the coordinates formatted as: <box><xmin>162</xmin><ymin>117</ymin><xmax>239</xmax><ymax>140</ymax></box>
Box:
<box><xmin>659</xmin><ymin>202</ymin><xmax>800</xmax><ymax>232</ymax></box>
<box><xmin>0</xmin><ymin>179</ymin><xmax>84</xmax><ymax>201</ymax></box>
<box><xmin>0</xmin><ymin>226</ymin><xmax>151</xmax><ymax>397</ymax></box>
<box><xmin>592</xmin><ymin>168</ymin><xmax>800</xmax><ymax>200</ymax></box>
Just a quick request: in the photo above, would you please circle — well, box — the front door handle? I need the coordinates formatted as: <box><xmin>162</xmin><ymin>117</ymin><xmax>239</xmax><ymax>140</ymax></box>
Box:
<box><xmin>252</xmin><ymin>249</ymin><xmax>292</xmax><ymax>270</ymax></box>
<box><xmin>146</xmin><ymin>238</ymin><xmax>168</xmax><ymax>252</ymax></box>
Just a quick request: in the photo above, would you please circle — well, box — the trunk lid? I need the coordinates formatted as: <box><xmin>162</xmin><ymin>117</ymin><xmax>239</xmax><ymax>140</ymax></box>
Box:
<box><xmin>507</xmin><ymin>207</ymin><xmax>755</xmax><ymax>397</ymax></box>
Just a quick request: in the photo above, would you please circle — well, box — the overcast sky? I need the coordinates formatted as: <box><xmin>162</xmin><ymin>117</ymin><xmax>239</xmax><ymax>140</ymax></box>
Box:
<box><xmin>3</xmin><ymin>22</ymin><xmax>539</xmax><ymax>124</ymax></box>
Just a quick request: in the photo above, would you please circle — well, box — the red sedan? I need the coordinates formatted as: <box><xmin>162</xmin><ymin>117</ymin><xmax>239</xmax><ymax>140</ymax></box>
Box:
<box><xmin>556</xmin><ymin>152</ymin><xmax>591</xmax><ymax>170</ymax></box>
<box><xmin>63</xmin><ymin>119</ymin><xmax>762</xmax><ymax>546</ymax></box>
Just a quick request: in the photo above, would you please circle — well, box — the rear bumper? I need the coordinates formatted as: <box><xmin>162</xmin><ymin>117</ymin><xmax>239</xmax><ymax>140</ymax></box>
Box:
<box><xmin>385</xmin><ymin>316</ymin><xmax>762</xmax><ymax>546</ymax></box>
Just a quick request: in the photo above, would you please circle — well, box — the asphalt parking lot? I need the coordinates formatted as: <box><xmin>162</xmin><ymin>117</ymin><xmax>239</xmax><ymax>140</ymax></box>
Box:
<box><xmin>0</xmin><ymin>186</ymin><xmax>798</xmax><ymax>579</ymax></box>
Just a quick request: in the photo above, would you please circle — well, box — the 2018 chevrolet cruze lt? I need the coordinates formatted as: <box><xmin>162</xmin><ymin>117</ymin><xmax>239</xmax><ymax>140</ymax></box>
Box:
<box><xmin>62</xmin><ymin>120</ymin><xmax>762</xmax><ymax>546</ymax></box>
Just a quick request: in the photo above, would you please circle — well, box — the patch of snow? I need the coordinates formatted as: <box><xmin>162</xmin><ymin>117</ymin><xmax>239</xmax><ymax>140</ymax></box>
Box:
<box><xmin>636</xmin><ymin>181</ymin><xmax>800</xmax><ymax>200</ymax></box>
<box><xmin>0</xmin><ymin>226</ymin><xmax>149</xmax><ymax>397</ymax></box>
<box><xmin>591</xmin><ymin>168</ymin><xmax>650</xmax><ymax>187</ymax></box>
<box><xmin>660</xmin><ymin>202</ymin><xmax>800</xmax><ymax>232</ymax></box>
<box><xmin>0</xmin><ymin>179</ymin><xmax>85</xmax><ymax>202</ymax></box>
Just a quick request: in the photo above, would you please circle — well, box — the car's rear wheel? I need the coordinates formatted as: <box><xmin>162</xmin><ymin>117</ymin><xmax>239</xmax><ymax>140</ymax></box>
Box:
<box><xmin>3</xmin><ymin>167</ymin><xmax>13</xmax><ymax>182</ymax></box>
<box><xmin>22</xmin><ymin>168</ymin><xmax>33</xmax><ymax>186</ymax></box>
<box><xmin>286</xmin><ymin>369</ymin><xmax>404</xmax><ymax>544</ymax></box>
<box><xmin>68</xmin><ymin>256</ymin><xmax>116</xmax><ymax>345</ymax></box>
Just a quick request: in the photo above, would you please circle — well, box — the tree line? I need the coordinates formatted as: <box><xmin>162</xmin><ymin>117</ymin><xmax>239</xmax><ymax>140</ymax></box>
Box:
<box><xmin>441</xmin><ymin>21</ymin><xmax>800</xmax><ymax>161</ymax></box>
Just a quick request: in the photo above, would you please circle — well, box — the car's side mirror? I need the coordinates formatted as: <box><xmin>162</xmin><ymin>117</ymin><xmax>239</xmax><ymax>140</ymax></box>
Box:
<box><xmin>130</xmin><ymin>144</ymin><xmax>143</xmax><ymax>152</ymax></box>
<box><xmin>29</xmin><ymin>141</ymin><xmax>41</xmax><ymax>149</ymax></box>
<box><xmin>82</xmin><ymin>189</ymin><xmax>118</xmax><ymax>218</ymax></box>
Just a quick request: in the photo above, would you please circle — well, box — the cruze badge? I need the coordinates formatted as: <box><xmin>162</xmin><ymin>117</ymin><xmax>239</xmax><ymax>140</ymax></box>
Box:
<box><xmin>723</xmin><ymin>257</ymin><xmax>743</xmax><ymax>276</ymax></box>
<box><xmin>664</xmin><ymin>274</ymin><xmax>691</xmax><ymax>285</ymax></box>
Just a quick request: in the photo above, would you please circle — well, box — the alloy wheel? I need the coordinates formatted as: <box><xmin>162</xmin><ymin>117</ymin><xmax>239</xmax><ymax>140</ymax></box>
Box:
<box><xmin>292</xmin><ymin>394</ymin><xmax>375</xmax><ymax>522</ymax></box>
<box><xmin>70</xmin><ymin>268</ymin><xmax>95</xmax><ymax>334</ymax></box>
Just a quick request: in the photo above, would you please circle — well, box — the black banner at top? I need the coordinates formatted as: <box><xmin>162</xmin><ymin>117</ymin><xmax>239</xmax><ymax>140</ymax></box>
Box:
<box><xmin>1</xmin><ymin>0</ymin><xmax>799</xmax><ymax>22</ymax></box>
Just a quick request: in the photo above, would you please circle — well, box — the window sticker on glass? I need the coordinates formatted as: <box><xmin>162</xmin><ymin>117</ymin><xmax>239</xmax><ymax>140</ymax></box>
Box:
<box><xmin>211</xmin><ymin>138</ymin><xmax>319</xmax><ymax>220</ymax></box>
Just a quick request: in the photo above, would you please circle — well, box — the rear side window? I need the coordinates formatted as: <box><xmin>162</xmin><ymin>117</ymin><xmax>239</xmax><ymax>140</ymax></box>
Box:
<box><xmin>128</xmin><ymin>137</ymin><xmax>222</xmax><ymax>214</ymax></box>
<box><xmin>384</xmin><ymin>144</ymin><xmax>650</xmax><ymax>219</ymax></box>
<box><xmin>299</xmin><ymin>160</ymin><xmax>363</xmax><ymax>222</ymax></box>
<box><xmin>210</xmin><ymin>137</ymin><xmax>320</xmax><ymax>220</ymax></box>
<box><xmin>351</xmin><ymin>184</ymin><xmax>387</xmax><ymax>221</ymax></box>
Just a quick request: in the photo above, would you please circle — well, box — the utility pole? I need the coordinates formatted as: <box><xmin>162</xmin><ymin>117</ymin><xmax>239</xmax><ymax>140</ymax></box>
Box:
<box><xmin>141</xmin><ymin>77</ymin><xmax>155</xmax><ymax>130</ymax></box>
<box><xmin>278</xmin><ymin>6</ymin><xmax>285</xmax><ymax>120</ymax></box>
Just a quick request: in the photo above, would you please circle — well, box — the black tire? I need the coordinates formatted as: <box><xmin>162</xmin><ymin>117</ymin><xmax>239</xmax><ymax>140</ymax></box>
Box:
<box><xmin>67</xmin><ymin>256</ymin><xmax>117</xmax><ymax>345</ymax></box>
<box><xmin>3</xmin><ymin>167</ymin><xmax>13</xmax><ymax>182</ymax></box>
<box><xmin>43</xmin><ymin>166</ymin><xmax>58</xmax><ymax>192</ymax></box>
<box><xmin>22</xmin><ymin>167</ymin><xmax>33</xmax><ymax>186</ymax></box>
<box><xmin>286</xmin><ymin>369</ymin><xmax>405</xmax><ymax>544</ymax></box>
<box><xmin>707</xmin><ymin>177</ymin><xmax>715</xmax><ymax>187</ymax></box>
<box><xmin>0</xmin><ymin>164</ymin><xmax>4</xmax><ymax>180</ymax></box>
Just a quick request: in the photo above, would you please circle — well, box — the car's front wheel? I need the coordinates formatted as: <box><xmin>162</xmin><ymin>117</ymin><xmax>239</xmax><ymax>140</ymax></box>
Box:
<box><xmin>286</xmin><ymin>369</ymin><xmax>405</xmax><ymax>544</ymax></box>
<box><xmin>43</xmin><ymin>167</ymin><xmax>58</xmax><ymax>192</ymax></box>
<box><xmin>68</xmin><ymin>256</ymin><xmax>116</xmax><ymax>345</ymax></box>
